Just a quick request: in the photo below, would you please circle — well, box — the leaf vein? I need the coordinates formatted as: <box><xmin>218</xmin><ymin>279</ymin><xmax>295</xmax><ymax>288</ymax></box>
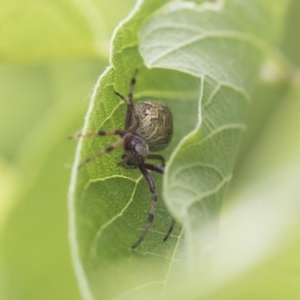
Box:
<box><xmin>171</xmin><ymin>162</ymin><xmax>225</xmax><ymax>182</ymax></box>
<box><xmin>116</xmin><ymin>281</ymin><xmax>164</xmax><ymax>300</ymax></box>
<box><xmin>148</xmin><ymin>30</ymin><xmax>264</xmax><ymax>66</ymax></box>
<box><xmin>181</xmin><ymin>175</ymin><xmax>232</xmax><ymax>215</ymax></box>
<box><xmin>183</xmin><ymin>122</ymin><xmax>247</xmax><ymax>152</ymax></box>
<box><xmin>89</xmin><ymin>176</ymin><xmax>143</xmax><ymax>257</ymax></box>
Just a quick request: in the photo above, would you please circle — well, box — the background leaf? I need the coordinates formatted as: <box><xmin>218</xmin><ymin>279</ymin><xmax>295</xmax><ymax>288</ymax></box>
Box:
<box><xmin>0</xmin><ymin>1</ymin><xmax>134</xmax><ymax>299</ymax></box>
<box><xmin>0</xmin><ymin>0</ymin><xmax>135</xmax><ymax>62</ymax></box>
<box><xmin>139</xmin><ymin>0</ymin><xmax>289</xmax><ymax>264</ymax></box>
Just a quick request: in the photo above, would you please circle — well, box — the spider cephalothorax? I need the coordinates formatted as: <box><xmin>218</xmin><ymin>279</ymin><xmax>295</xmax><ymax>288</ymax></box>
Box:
<box><xmin>70</xmin><ymin>70</ymin><xmax>174</xmax><ymax>248</ymax></box>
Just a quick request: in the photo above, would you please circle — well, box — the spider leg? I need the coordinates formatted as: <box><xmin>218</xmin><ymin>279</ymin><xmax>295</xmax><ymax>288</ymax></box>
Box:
<box><xmin>147</xmin><ymin>154</ymin><xmax>166</xmax><ymax>167</ymax></box>
<box><xmin>128</xmin><ymin>69</ymin><xmax>138</xmax><ymax>105</ymax></box>
<box><xmin>77</xmin><ymin>133</ymin><xmax>133</xmax><ymax>169</ymax></box>
<box><xmin>143</xmin><ymin>162</ymin><xmax>176</xmax><ymax>243</ymax></box>
<box><xmin>143</xmin><ymin>163</ymin><xmax>164</xmax><ymax>174</ymax></box>
<box><xmin>131</xmin><ymin>164</ymin><xmax>157</xmax><ymax>249</ymax></box>
<box><xmin>68</xmin><ymin>129</ymin><xmax>125</xmax><ymax>140</ymax></box>
<box><xmin>114</xmin><ymin>69</ymin><xmax>140</xmax><ymax>133</ymax></box>
<box><xmin>114</xmin><ymin>91</ymin><xmax>129</xmax><ymax>104</ymax></box>
<box><xmin>163</xmin><ymin>219</ymin><xmax>176</xmax><ymax>242</ymax></box>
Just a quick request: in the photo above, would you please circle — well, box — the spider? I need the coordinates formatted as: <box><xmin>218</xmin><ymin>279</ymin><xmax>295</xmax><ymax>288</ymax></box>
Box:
<box><xmin>70</xmin><ymin>69</ymin><xmax>175</xmax><ymax>249</ymax></box>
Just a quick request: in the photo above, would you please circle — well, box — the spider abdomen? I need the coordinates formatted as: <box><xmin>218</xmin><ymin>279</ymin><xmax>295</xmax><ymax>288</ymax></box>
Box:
<box><xmin>133</xmin><ymin>101</ymin><xmax>173</xmax><ymax>151</ymax></box>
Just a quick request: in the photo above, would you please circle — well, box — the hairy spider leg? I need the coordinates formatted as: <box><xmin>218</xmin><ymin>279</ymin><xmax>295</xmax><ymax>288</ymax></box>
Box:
<box><xmin>128</xmin><ymin>69</ymin><xmax>139</xmax><ymax>105</ymax></box>
<box><xmin>163</xmin><ymin>219</ymin><xmax>176</xmax><ymax>242</ymax></box>
<box><xmin>68</xmin><ymin>129</ymin><xmax>125</xmax><ymax>140</ymax></box>
<box><xmin>114</xmin><ymin>69</ymin><xmax>140</xmax><ymax>133</ymax></box>
<box><xmin>146</xmin><ymin>154</ymin><xmax>166</xmax><ymax>167</ymax></box>
<box><xmin>143</xmin><ymin>163</ymin><xmax>164</xmax><ymax>174</ymax></box>
<box><xmin>143</xmin><ymin>162</ymin><xmax>176</xmax><ymax>243</ymax></box>
<box><xmin>131</xmin><ymin>165</ymin><xmax>158</xmax><ymax>249</ymax></box>
<box><xmin>77</xmin><ymin>133</ymin><xmax>133</xmax><ymax>169</ymax></box>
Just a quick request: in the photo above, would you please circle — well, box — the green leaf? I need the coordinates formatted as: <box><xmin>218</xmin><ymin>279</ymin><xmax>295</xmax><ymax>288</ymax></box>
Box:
<box><xmin>189</xmin><ymin>74</ymin><xmax>300</xmax><ymax>300</ymax></box>
<box><xmin>69</xmin><ymin>0</ymin><xmax>290</xmax><ymax>299</ymax></box>
<box><xmin>140</xmin><ymin>0</ymin><xmax>289</xmax><ymax>262</ymax></box>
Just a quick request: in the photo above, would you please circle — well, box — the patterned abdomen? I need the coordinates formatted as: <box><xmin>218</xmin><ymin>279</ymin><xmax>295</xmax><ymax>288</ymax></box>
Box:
<box><xmin>132</xmin><ymin>101</ymin><xmax>173</xmax><ymax>151</ymax></box>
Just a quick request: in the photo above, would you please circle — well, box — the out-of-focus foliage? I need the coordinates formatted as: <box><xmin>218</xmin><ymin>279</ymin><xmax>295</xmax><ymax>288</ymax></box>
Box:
<box><xmin>0</xmin><ymin>1</ymin><xmax>134</xmax><ymax>299</ymax></box>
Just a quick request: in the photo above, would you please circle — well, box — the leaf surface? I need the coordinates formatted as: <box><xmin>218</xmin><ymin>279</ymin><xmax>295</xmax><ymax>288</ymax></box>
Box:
<box><xmin>69</xmin><ymin>0</ymin><xmax>290</xmax><ymax>299</ymax></box>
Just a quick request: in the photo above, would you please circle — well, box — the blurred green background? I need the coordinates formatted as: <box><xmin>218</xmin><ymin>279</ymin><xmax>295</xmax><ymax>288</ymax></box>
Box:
<box><xmin>0</xmin><ymin>1</ymin><xmax>134</xmax><ymax>299</ymax></box>
<box><xmin>0</xmin><ymin>0</ymin><xmax>300</xmax><ymax>300</ymax></box>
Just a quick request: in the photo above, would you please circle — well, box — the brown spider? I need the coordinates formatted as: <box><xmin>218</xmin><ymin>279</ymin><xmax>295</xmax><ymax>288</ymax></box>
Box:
<box><xmin>70</xmin><ymin>70</ymin><xmax>175</xmax><ymax>249</ymax></box>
